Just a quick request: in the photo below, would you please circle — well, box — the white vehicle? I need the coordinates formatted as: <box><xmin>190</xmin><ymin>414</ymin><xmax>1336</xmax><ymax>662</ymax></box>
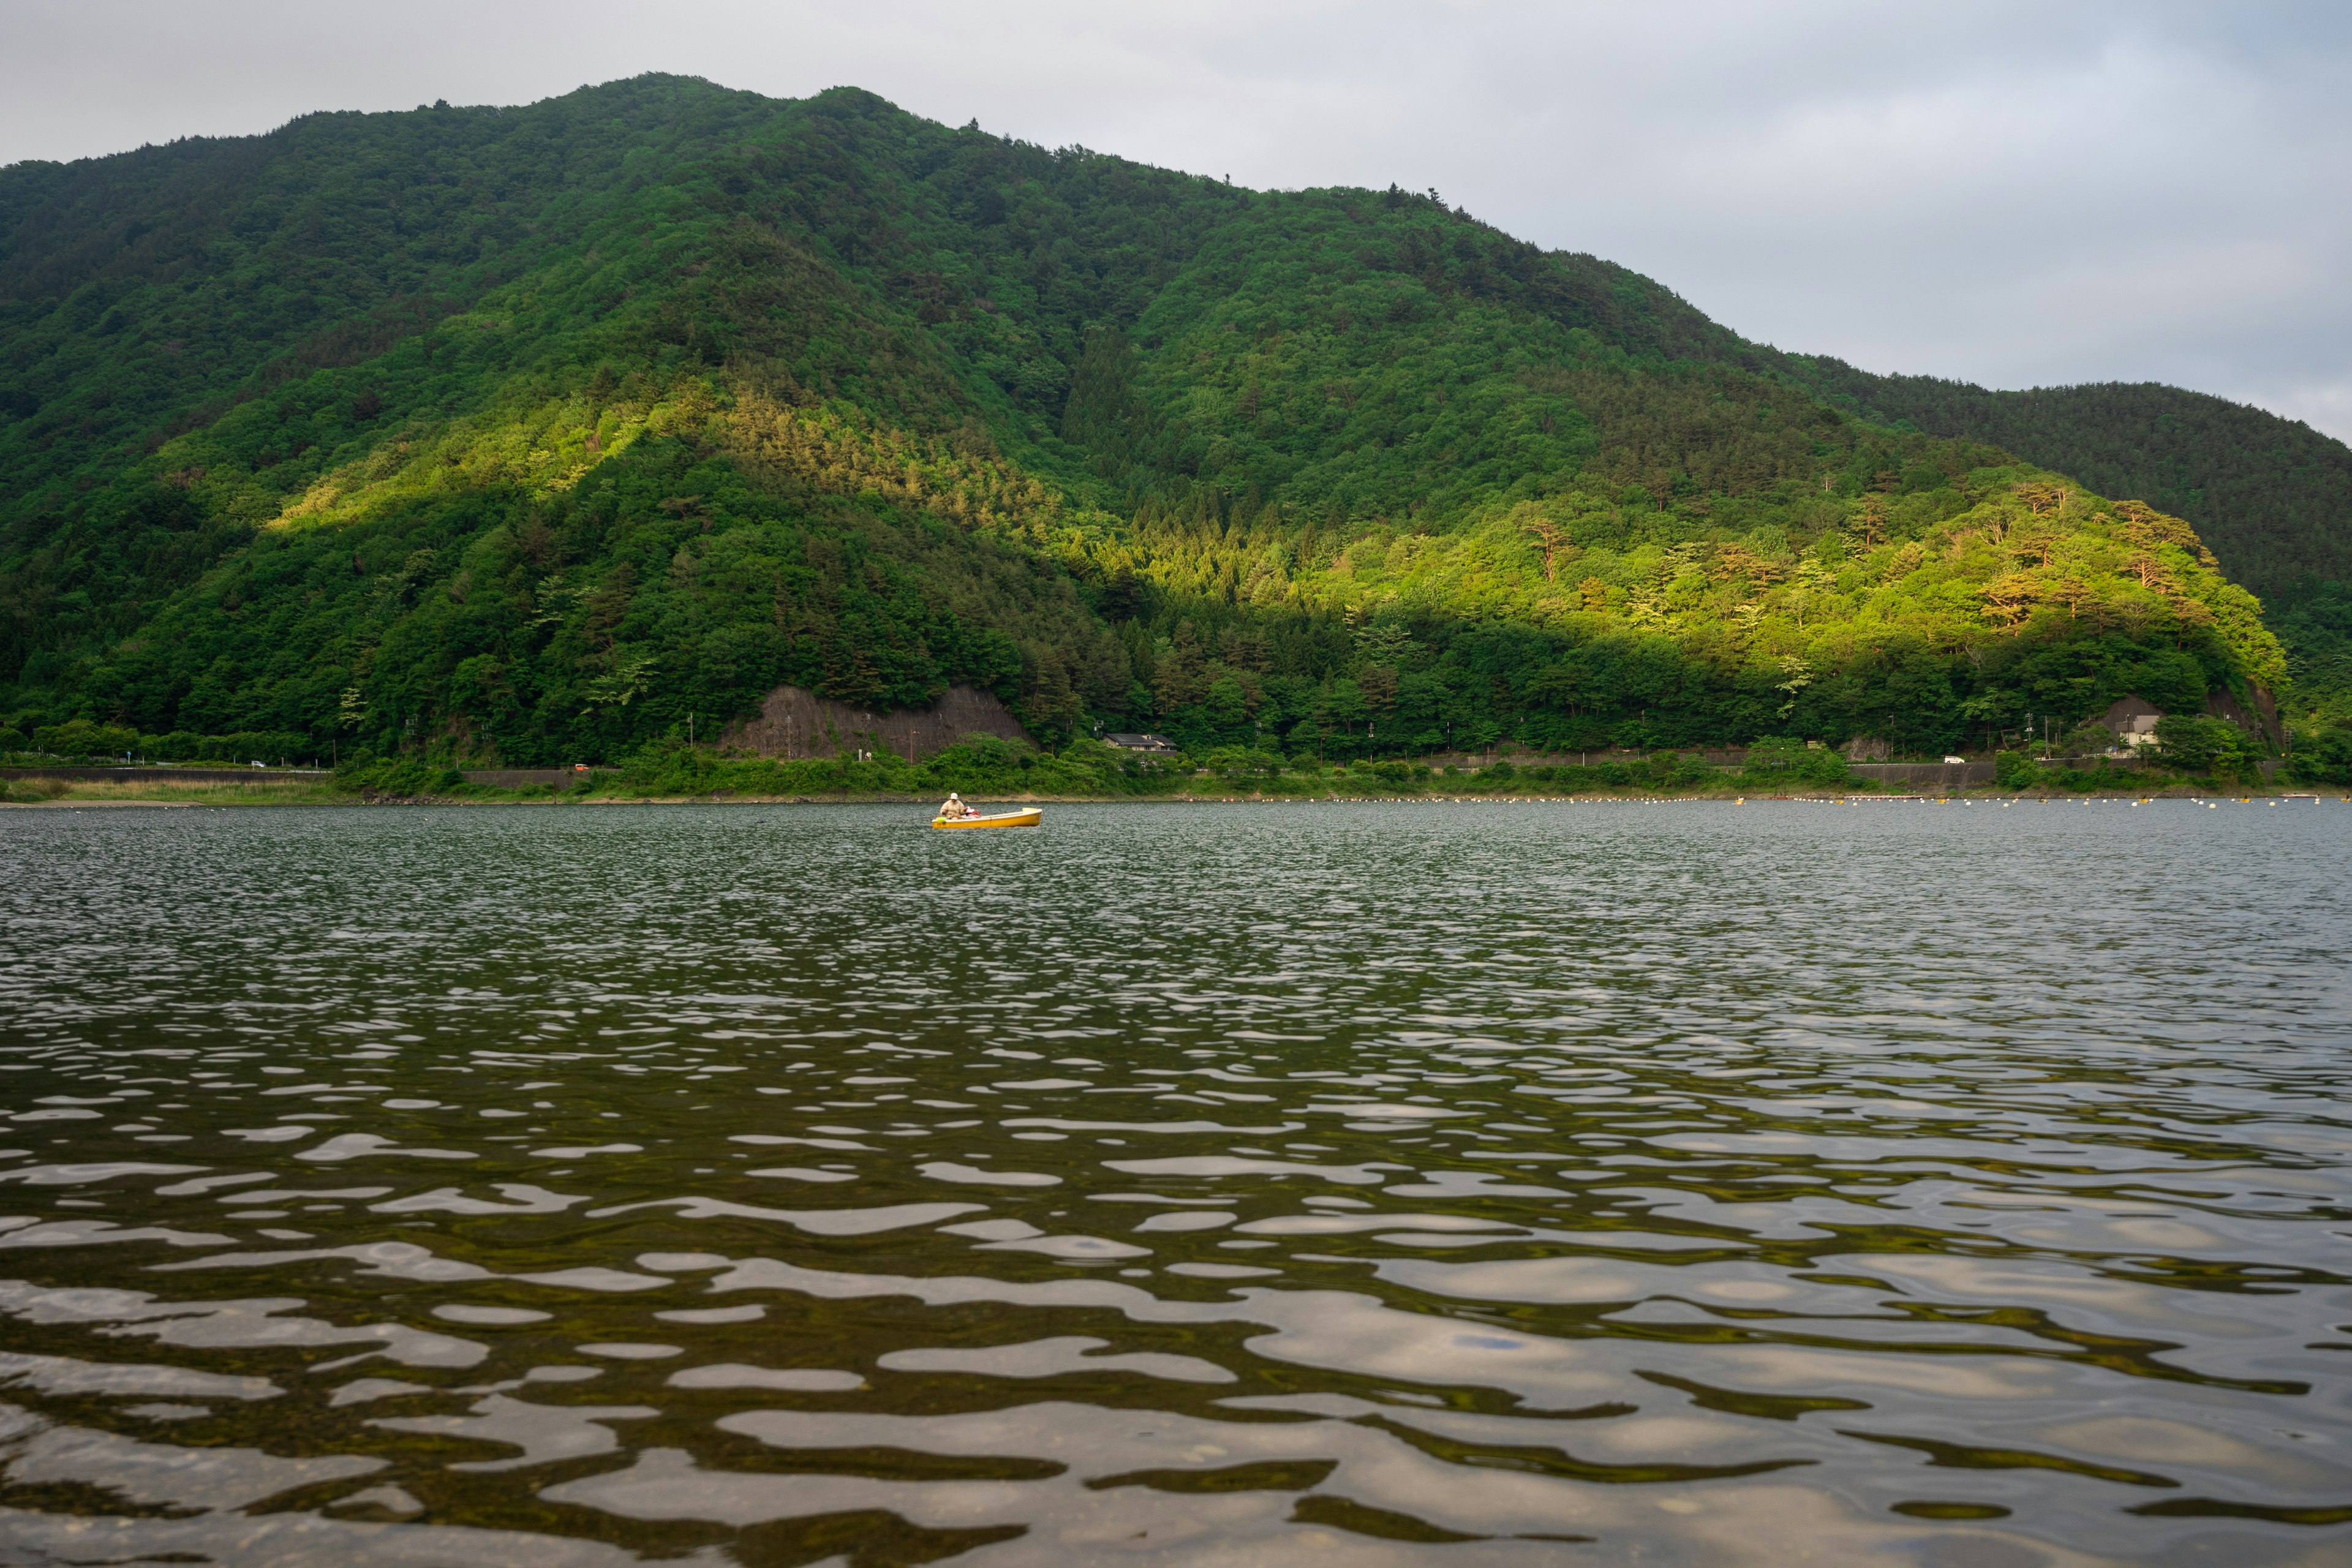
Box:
<box><xmin>1942</xmin><ymin>755</ymin><xmax>1967</xmax><ymax>764</ymax></box>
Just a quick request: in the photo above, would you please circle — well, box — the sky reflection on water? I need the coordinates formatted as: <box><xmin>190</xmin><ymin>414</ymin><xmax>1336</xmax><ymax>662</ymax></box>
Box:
<box><xmin>0</xmin><ymin>798</ymin><xmax>2348</xmax><ymax>1565</ymax></box>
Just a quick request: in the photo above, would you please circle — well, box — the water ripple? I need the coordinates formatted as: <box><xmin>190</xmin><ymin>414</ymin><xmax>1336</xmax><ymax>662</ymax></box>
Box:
<box><xmin>0</xmin><ymin>799</ymin><xmax>2347</xmax><ymax>1562</ymax></box>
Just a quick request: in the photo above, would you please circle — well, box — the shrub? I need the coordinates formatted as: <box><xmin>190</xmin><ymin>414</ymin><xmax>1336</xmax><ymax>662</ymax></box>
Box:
<box><xmin>1634</xmin><ymin>750</ymin><xmax>1719</xmax><ymax>788</ymax></box>
<box><xmin>1741</xmin><ymin>737</ymin><xmax>1850</xmax><ymax>788</ymax></box>
<box><xmin>137</xmin><ymin>729</ymin><xmax>311</xmax><ymax>764</ymax></box>
<box><xmin>2056</xmin><ymin>764</ymin><xmax>2101</xmax><ymax>793</ymax></box>
<box><xmin>32</xmin><ymin>720</ymin><xmax>138</xmax><ymax>758</ymax></box>
<box><xmin>2287</xmin><ymin>723</ymin><xmax>2352</xmax><ymax>785</ymax></box>
<box><xmin>205</xmin><ymin>731</ymin><xmax>310</xmax><ymax>764</ymax></box>
<box><xmin>334</xmin><ymin>757</ymin><xmax>463</xmax><ymax>795</ymax></box>
<box><xmin>1203</xmin><ymin>745</ymin><xmax>1283</xmax><ymax>779</ymax></box>
<box><xmin>2154</xmin><ymin>714</ymin><xmax>2255</xmax><ymax>775</ymax></box>
<box><xmin>2062</xmin><ymin>720</ymin><xmax>2116</xmax><ymax>756</ymax></box>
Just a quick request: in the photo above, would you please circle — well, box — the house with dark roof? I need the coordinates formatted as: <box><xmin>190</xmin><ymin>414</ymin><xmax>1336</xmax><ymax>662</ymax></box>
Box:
<box><xmin>1103</xmin><ymin>733</ymin><xmax>1179</xmax><ymax>755</ymax></box>
<box><xmin>2097</xmin><ymin>696</ymin><xmax>2163</xmax><ymax>752</ymax></box>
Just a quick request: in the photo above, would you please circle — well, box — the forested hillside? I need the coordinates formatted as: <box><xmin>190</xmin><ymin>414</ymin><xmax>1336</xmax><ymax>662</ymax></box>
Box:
<box><xmin>1792</xmin><ymin>370</ymin><xmax>2352</xmax><ymax>594</ymax></box>
<box><xmin>1791</xmin><ymin>365</ymin><xmax>2352</xmax><ymax>722</ymax></box>
<box><xmin>0</xmin><ymin>75</ymin><xmax>2317</xmax><ymax>769</ymax></box>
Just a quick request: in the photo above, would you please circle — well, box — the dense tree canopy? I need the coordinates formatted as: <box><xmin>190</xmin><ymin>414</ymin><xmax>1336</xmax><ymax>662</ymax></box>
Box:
<box><xmin>1791</xmin><ymin>368</ymin><xmax>2352</xmax><ymax>597</ymax></box>
<box><xmin>0</xmin><ymin>76</ymin><xmax>2315</xmax><ymax>768</ymax></box>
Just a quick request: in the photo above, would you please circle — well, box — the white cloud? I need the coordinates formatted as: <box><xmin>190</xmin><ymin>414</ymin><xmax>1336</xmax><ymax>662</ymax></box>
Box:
<box><xmin>2</xmin><ymin>0</ymin><xmax>2345</xmax><ymax>438</ymax></box>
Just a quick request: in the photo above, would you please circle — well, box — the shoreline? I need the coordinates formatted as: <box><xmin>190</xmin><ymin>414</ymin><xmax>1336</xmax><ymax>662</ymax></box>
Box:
<box><xmin>5</xmin><ymin>783</ymin><xmax>2332</xmax><ymax>810</ymax></box>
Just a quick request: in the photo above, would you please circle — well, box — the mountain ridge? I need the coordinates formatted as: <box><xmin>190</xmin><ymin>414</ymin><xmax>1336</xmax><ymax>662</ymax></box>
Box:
<box><xmin>0</xmin><ymin>74</ymin><xmax>2334</xmax><ymax>772</ymax></box>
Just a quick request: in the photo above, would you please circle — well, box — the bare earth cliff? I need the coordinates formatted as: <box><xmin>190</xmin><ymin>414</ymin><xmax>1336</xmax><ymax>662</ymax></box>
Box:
<box><xmin>720</xmin><ymin>685</ymin><xmax>1029</xmax><ymax>762</ymax></box>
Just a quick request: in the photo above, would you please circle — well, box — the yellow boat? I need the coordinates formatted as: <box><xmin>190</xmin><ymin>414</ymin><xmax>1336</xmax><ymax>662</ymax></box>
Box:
<box><xmin>929</xmin><ymin>807</ymin><xmax>1042</xmax><ymax>830</ymax></box>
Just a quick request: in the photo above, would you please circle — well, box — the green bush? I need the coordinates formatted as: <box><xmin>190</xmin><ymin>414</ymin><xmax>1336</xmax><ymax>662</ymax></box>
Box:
<box><xmin>1995</xmin><ymin>750</ymin><xmax>2039</xmax><ymax>789</ymax></box>
<box><xmin>334</xmin><ymin>757</ymin><xmax>464</xmax><ymax>795</ymax></box>
<box><xmin>1202</xmin><ymin>746</ymin><xmax>1284</xmax><ymax>780</ymax></box>
<box><xmin>2154</xmin><ymin>714</ymin><xmax>2258</xmax><ymax>777</ymax></box>
<box><xmin>2287</xmin><ymin>724</ymin><xmax>2352</xmax><ymax>785</ymax></box>
<box><xmin>1693</xmin><ymin>752</ymin><xmax>1749</xmax><ymax>790</ymax></box>
<box><xmin>2061</xmin><ymin>720</ymin><xmax>2116</xmax><ymax>756</ymax></box>
<box><xmin>1740</xmin><ymin>736</ymin><xmax>1850</xmax><ymax>788</ymax></box>
<box><xmin>134</xmin><ymin>729</ymin><xmax>312</xmax><ymax>763</ymax></box>
<box><xmin>31</xmin><ymin>720</ymin><xmax>138</xmax><ymax>759</ymax></box>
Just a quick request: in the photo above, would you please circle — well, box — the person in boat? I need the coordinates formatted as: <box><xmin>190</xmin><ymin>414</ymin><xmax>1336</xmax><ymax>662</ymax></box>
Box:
<box><xmin>938</xmin><ymin>792</ymin><xmax>972</xmax><ymax>820</ymax></box>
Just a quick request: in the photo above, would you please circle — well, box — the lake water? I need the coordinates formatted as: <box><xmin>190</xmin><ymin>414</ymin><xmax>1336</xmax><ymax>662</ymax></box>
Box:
<box><xmin>1</xmin><ymin>797</ymin><xmax>2348</xmax><ymax>1566</ymax></box>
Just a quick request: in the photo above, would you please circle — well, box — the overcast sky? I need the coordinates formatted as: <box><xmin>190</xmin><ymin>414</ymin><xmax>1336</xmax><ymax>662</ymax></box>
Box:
<box><xmin>6</xmin><ymin>1</ymin><xmax>2348</xmax><ymax>440</ymax></box>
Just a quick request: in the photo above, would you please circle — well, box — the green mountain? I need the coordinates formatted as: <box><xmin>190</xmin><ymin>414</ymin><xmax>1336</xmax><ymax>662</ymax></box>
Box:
<box><xmin>1784</xmin><ymin>366</ymin><xmax>2352</xmax><ymax>723</ymax></box>
<box><xmin>1787</xmin><ymin>372</ymin><xmax>2352</xmax><ymax>596</ymax></box>
<box><xmin>0</xmin><ymin>75</ymin><xmax>2323</xmax><ymax>769</ymax></box>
